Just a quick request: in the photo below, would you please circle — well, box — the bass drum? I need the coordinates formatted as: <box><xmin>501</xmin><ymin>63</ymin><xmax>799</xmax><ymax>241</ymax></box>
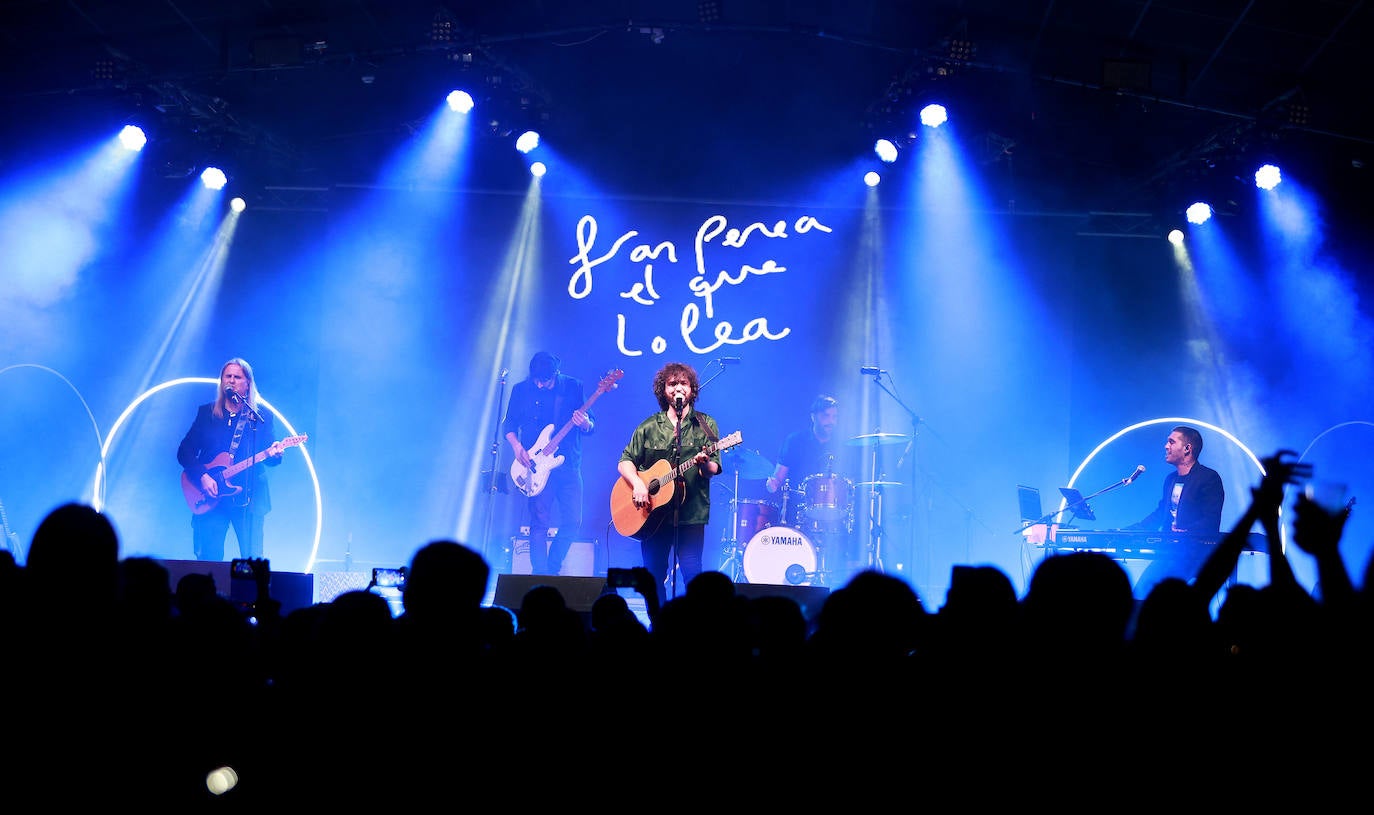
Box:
<box><xmin>742</xmin><ymin>526</ymin><xmax>818</xmax><ymax>586</ymax></box>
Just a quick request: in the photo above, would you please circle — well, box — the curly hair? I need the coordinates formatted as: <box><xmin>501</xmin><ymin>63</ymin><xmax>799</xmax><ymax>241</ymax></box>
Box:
<box><xmin>652</xmin><ymin>362</ymin><xmax>699</xmax><ymax>411</ymax></box>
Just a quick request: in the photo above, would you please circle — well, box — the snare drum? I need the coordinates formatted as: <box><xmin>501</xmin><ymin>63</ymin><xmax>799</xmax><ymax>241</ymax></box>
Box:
<box><xmin>742</xmin><ymin>526</ymin><xmax>818</xmax><ymax>586</ymax></box>
<box><xmin>799</xmin><ymin>473</ymin><xmax>854</xmax><ymax>534</ymax></box>
<box><xmin>735</xmin><ymin>499</ymin><xmax>780</xmax><ymax>542</ymax></box>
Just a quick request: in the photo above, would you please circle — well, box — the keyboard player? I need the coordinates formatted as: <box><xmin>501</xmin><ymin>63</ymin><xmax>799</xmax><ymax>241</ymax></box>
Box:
<box><xmin>1126</xmin><ymin>425</ymin><xmax>1225</xmax><ymax>597</ymax></box>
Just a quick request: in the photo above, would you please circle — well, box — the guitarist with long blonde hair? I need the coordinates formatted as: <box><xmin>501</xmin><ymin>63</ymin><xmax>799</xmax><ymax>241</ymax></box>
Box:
<box><xmin>177</xmin><ymin>357</ymin><xmax>289</xmax><ymax>561</ymax></box>
<box><xmin>616</xmin><ymin>361</ymin><xmax>723</xmax><ymax>605</ymax></box>
<box><xmin>503</xmin><ymin>351</ymin><xmax>597</xmax><ymax>576</ymax></box>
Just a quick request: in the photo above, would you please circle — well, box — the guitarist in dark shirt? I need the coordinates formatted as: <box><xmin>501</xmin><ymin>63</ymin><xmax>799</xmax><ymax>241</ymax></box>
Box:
<box><xmin>616</xmin><ymin>361</ymin><xmax>722</xmax><ymax>604</ymax></box>
<box><xmin>177</xmin><ymin>358</ymin><xmax>285</xmax><ymax>561</ymax></box>
<box><xmin>502</xmin><ymin>351</ymin><xmax>596</xmax><ymax>576</ymax></box>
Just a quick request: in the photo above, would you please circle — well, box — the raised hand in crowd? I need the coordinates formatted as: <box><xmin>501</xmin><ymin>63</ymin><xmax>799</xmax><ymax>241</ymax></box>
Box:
<box><xmin>1292</xmin><ymin>483</ymin><xmax>1355</xmax><ymax>609</ymax></box>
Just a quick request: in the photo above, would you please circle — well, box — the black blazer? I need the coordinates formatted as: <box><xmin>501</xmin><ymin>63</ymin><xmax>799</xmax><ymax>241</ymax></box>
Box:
<box><xmin>177</xmin><ymin>401</ymin><xmax>281</xmax><ymax>515</ymax></box>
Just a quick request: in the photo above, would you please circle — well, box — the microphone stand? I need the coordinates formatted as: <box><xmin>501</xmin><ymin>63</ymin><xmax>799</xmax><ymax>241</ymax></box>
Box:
<box><xmin>696</xmin><ymin>357</ymin><xmax>734</xmax><ymax>392</ymax></box>
<box><xmin>668</xmin><ymin>399</ymin><xmax>684</xmax><ymax>601</ymax></box>
<box><xmin>481</xmin><ymin>369</ymin><xmax>511</xmax><ymax>568</ymax></box>
<box><xmin>1014</xmin><ymin>476</ymin><xmax>1136</xmax><ymax>536</ymax></box>
<box><xmin>243</xmin><ymin>417</ymin><xmax>260</xmax><ymax>559</ymax></box>
<box><xmin>231</xmin><ymin>394</ymin><xmax>265</xmax><ymax>560</ymax></box>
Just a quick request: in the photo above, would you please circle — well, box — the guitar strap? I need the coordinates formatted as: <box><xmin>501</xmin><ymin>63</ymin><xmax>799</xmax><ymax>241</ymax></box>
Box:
<box><xmin>227</xmin><ymin>415</ymin><xmax>252</xmax><ymax>507</ymax></box>
<box><xmin>227</xmin><ymin>416</ymin><xmax>250</xmax><ymax>461</ymax></box>
<box><xmin>690</xmin><ymin>412</ymin><xmax>719</xmax><ymax>445</ymax></box>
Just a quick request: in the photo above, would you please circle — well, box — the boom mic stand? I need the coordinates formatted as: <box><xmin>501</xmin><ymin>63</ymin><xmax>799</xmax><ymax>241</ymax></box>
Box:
<box><xmin>1013</xmin><ymin>472</ymin><xmax>1138</xmax><ymax>537</ymax></box>
<box><xmin>481</xmin><ymin>368</ymin><xmax>511</xmax><ymax>568</ymax></box>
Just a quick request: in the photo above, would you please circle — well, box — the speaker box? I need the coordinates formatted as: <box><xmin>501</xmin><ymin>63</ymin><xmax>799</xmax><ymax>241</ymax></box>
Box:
<box><xmin>732</xmin><ymin>582</ymin><xmax>830</xmax><ymax>621</ymax></box>
<box><xmin>493</xmin><ymin>574</ymin><xmax>610</xmax><ymax>618</ymax></box>
<box><xmin>160</xmin><ymin>559</ymin><xmax>316</xmax><ymax>615</ymax></box>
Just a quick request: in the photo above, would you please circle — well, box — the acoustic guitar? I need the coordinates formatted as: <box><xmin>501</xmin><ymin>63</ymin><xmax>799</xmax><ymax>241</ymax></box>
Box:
<box><xmin>610</xmin><ymin>430</ymin><xmax>742</xmax><ymax>540</ymax></box>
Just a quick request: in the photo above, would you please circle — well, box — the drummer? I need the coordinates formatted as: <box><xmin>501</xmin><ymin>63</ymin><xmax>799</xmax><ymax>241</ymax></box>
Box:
<box><xmin>764</xmin><ymin>394</ymin><xmax>859</xmax><ymax>578</ymax></box>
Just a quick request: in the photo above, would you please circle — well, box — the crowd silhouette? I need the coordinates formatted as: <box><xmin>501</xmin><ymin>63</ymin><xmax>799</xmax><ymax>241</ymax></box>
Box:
<box><xmin>2</xmin><ymin>449</ymin><xmax>1369</xmax><ymax>806</ymax></box>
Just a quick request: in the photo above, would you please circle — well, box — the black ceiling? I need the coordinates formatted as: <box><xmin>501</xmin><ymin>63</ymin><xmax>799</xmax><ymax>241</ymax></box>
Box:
<box><xmin>3</xmin><ymin>1</ymin><xmax>1371</xmax><ymax>214</ymax></box>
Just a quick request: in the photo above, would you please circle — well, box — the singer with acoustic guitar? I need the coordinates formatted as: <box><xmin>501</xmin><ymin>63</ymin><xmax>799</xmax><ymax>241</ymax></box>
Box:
<box><xmin>614</xmin><ymin>361</ymin><xmax>726</xmax><ymax>605</ymax></box>
<box><xmin>177</xmin><ymin>358</ymin><xmax>291</xmax><ymax>561</ymax></box>
<box><xmin>503</xmin><ymin>351</ymin><xmax>600</xmax><ymax>576</ymax></box>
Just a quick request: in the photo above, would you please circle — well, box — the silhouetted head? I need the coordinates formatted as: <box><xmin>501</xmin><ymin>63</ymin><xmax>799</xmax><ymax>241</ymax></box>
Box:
<box><xmin>402</xmin><ymin>539</ymin><xmax>490</xmax><ymax>620</ymax></box>
<box><xmin>26</xmin><ymin>502</ymin><xmax>120</xmax><ymax>604</ymax></box>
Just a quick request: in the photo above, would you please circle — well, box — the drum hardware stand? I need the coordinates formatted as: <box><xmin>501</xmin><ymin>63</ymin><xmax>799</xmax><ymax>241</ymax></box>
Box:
<box><xmin>865</xmin><ymin>479</ymin><xmax>888</xmax><ymax>572</ymax></box>
<box><xmin>860</xmin><ymin>366</ymin><xmax>927</xmax><ymax>579</ymax></box>
<box><xmin>718</xmin><ymin>465</ymin><xmax>744</xmax><ymax>581</ymax></box>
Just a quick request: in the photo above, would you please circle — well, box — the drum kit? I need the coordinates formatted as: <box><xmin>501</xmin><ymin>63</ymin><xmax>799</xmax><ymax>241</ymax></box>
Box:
<box><xmin>718</xmin><ymin>432</ymin><xmax>906</xmax><ymax>586</ymax></box>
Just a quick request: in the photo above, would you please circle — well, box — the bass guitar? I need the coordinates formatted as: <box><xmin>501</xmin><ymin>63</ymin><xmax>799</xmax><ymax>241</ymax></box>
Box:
<box><xmin>610</xmin><ymin>429</ymin><xmax>742</xmax><ymax>540</ymax></box>
<box><xmin>181</xmin><ymin>434</ymin><xmax>308</xmax><ymax>514</ymax></box>
<box><xmin>510</xmin><ymin>368</ymin><xmax>624</xmax><ymax>497</ymax></box>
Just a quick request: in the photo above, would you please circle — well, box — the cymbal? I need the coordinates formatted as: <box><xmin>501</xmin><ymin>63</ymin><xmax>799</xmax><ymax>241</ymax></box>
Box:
<box><xmin>856</xmin><ymin>480</ymin><xmax>903</xmax><ymax>488</ymax></box>
<box><xmin>848</xmin><ymin>432</ymin><xmax>908</xmax><ymax>447</ymax></box>
<box><xmin>722</xmin><ymin>446</ymin><xmax>774</xmax><ymax>479</ymax></box>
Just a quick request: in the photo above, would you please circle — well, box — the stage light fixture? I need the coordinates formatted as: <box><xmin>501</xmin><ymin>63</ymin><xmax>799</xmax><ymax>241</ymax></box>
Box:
<box><xmin>200</xmin><ymin>167</ymin><xmax>227</xmax><ymax>190</ymax></box>
<box><xmin>515</xmin><ymin>130</ymin><xmax>540</xmax><ymax>154</ymax></box>
<box><xmin>699</xmin><ymin>1</ymin><xmax>722</xmax><ymax>23</ymax></box>
<box><xmin>874</xmin><ymin>139</ymin><xmax>898</xmax><ymax>163</ymax></box>
<box><xmin>947</xmin><ymin>38</ymin><xmax>974</xmax><ymax>62</ymax></box>
<box><xmin>1255</xmin><ymin>164</ymin><xmax>1281</xmax><ymax>190</ymax></box>
<box><xmin>919</xmin><ymin>104</ymin><xmax>948</xmax><ymax>128</ymax></box>
<box><xmin>864</xmin><ymin>171</ymin><xmax>881</xmax><ymax>187</ymax></box>
<box><xmin>230</xmin><ymin>197</ymin><xmax>246</xmax><ymax>213</ymax></box>
<box><xmin>1168</xmin><ymin>229</ymin><xmax>1185</xmax><ymax>245</ymax></box>
<box><xmin>530</xmin><ymin>161</ymin><xmax>547</xmax><ymax>178</ymax></box>
<box><xmin>447</xmin><ymin>90</ymin><xmax>475</xmax><ymax>113</ymax></box>
<box><xmin>1185</xmin><ymin>202</ymin><xmax>1212</xmax><ymax>225</ymax></box>
<box><xmin>117</xmin><ymin>125</ymin><xmax>147</xmax><ymax>152</ymax></box>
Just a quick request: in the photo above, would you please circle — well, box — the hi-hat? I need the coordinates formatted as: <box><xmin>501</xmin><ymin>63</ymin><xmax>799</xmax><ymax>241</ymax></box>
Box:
<box><xmin>722</xmin><ymin>446</ymin><xmax>774</xmax><ymax>479</ymax></box>
<box><xmin>856</xmin><ymin>480</ymin><xmax>903</xmax><ymax>488</ymax></box>
<box><xmin>848</xmin><ymin>432</ymin><xmax>908</xmax><ymax>447</ymax></box>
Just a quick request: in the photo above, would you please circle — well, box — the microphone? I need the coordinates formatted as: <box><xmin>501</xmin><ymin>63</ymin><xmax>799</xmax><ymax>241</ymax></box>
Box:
<box><xmin>1124</xmin><ymin>465</ymin><xmax>1146</xmax><ymax>485</ymax></box>
<box><xmin>716</xmin><ymin>357</ymin><xmax>741</xmax><ymax>365</ymax></box>
<box><xmin>860</xmin><ymin>365</ymin><xmax>885</xmax><ymax>376</ymax></box>
<box><xmin>499</xmin><ymin>368</ymin><xmax>510</xmax><ymax>380</ymax></box>
<box><xmin>675</xmin><ymin>395</ymin><xmax>684</xmax><ymax>410</ymax></box>
<box><xmin>224</xmin><ymin>387</ymin><xmax>242</xmax><ymax>405</ymax></box>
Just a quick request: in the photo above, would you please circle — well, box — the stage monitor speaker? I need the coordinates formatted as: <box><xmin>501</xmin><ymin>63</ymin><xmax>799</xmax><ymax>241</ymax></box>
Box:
<box><xmin>493</xmin><ymin>574</ymin><xmax>610</xmax><ymax>618</ymax></box>
<box><xmin>732</xmin><ymin>582</ymin><xmax>830</xmax><ymax>621</ymax></box>
<box><xmin>160</xmin><ymin>559</ymin><xmax>315</xmax><ymax>615</ymax></box>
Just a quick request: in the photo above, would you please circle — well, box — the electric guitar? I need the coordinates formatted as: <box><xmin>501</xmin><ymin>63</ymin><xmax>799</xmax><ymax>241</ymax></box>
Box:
<box><xmin>0</xmin><ymin>496</ymin><xmax>21</xmax><ymax>562</ymax></box>
<box><xmin>510</xmin><ymin>369</ymin><xmax>624</xmax><ymax>497</ymax></box>
<box><xmin>610</xmin><ymin>429</ymin><xmax>742</xmax><ymax>540</ymax></box>
<box><xmin>181</xmin><ymin>434</ymin><xmax>308</xmax><ymax>514</ymax></box>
